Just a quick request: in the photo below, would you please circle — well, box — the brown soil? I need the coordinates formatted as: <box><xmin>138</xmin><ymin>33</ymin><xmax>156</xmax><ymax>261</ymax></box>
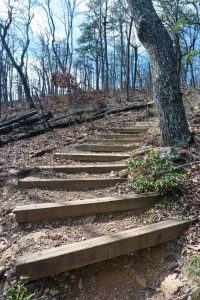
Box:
<box><xmin>0</xmin><ymin>106</ymin><xmax>199</xmax><ymax>300</ymax></box>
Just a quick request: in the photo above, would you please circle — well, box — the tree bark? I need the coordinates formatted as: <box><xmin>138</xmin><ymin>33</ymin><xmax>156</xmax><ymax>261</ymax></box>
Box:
<box><xmin>128</xmin><ymin>0</ymin><xmax>192</xmax><ymax>147</ymax></box>
<box><xmin>126</xmin><ymin>17</ymin><xmax>134</xmax><ymax>100</ymax></box>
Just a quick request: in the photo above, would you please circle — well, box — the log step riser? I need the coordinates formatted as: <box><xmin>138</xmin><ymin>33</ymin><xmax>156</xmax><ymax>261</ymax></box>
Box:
<box><xmin>100</xmin><ymin>134</ymin><xmax>144</xmax><ymax>139</ymax></box>
<box><xmin>14</xmin><ymin>194</ymin><xmax>160</xmax><ymax>223</ymax></box>
<box><xmin>75</xmin><ymin>144</ymin><xmax>140</xmax><ymax>152</ymax></box>
<box><xmin>18</xmin><ymin>177</ymin><xmax>127</xmax><ymax>191</ymax></box>
<box><xmin>91</xmin><ymin>139</ymin><xmax>144</xmax><ymax>145</ymax></box>
<box><xmin>16</xmin><ymin>220</ymin><xmax>191</xmax><ymax>281</ymax></box>
<box><xmin>54</xmin><ymin>153</ymin><xmax>130</xmax><ymax>162</ymax></box>
<box><xmin>109</xmin><ymin>128</ymin><xmax>149</xmax><ymax>134</ymax></box>
<box><xmin>37</xmin><ymin>165</ymin><xmax>126</xmax><ymax>174</ymax></box>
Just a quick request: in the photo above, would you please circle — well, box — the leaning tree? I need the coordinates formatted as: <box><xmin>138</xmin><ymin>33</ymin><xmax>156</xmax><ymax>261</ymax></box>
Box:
<box><xmin>128</xmin><ymin>0</ymin><xmax>192</xmax><ymax>147</ymax></box>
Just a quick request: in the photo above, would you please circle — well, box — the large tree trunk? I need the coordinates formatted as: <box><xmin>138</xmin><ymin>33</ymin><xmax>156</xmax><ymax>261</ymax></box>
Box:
<box><xmin>128</xmin><ymin>0</ymin><xmax>192</xmax><ymax>147</ymax></box>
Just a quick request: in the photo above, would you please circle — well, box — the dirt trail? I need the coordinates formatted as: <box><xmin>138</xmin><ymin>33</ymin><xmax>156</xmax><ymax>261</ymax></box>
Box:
<box><xmin>0</xmin><ymin>108</ymin><xmax>199</xmax><ymax>300</ymax></box>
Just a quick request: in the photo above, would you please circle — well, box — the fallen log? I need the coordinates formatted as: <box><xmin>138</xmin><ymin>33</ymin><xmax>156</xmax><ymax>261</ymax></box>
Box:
<box><xmin>53</xmin><ymin>102</ymin><xmax>153</xmax><ymax>129</ymax></box>
<box><xmin>0</xmin><ymin>102</ymin><xmax>153</xmax><ymax>146</ymax></box>
<box><xmin>0</xmin><ymin>112</ymin><xmax>53</xmax><ymax>135</ymax></box>
<box><xmin>0</xmin><ymin>111</ymin><xmax>38</xmax><ymax>128</ymax></box>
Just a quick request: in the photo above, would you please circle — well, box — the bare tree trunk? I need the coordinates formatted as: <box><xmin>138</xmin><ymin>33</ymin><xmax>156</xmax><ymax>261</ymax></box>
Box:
<box><xmin>190</xmin><ymin>62</ymin><xmax>196</xmax><ymax>88</ymax></box>
<box><xmin>126</xmin><ymin>17</ymin><xmax>133</xmax><ymax>100</ymax></box>
<box><xmin>99</xmin><ymin>7</ymin><xmax>104</xmax><ymax>91</ymax></box>
<box><xmin>128</xmin><ymin>0</ymin><xmax>192</xmax><ymax>147</ymax></box>
<box><xmin>120</xmin><ymin>23</ymin><xmax>124</xmax><ymax>90</ymax></box>
<box><xmin>103</xmin><ymin>14</ymin><xmax>109</xmax><ymax>93</ymax></box>
<box><xmin>0</xmin><ymin>4</ymin><xmax>35</xmax><ymax>109</ymax></box>
<box><xmin>133</xmin><ymin>45</ymin><xmax>138</xmax><ymax>93</ymax></box>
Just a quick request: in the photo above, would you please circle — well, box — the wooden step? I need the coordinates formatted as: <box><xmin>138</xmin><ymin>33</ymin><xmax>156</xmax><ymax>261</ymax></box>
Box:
<box><xmin>54</xmin><ymin>153</ymin><xmax>130</xmax><ymax>162</ymax></box>
<box><xmin>36</xmin><ymin>164</ymin><xmax>126</xmax><ymax>174</ymax></box>
<box><xmin>109</xmin><ymin>127</ymin><xmax>149</xmax><ymax>134</ymax></box>
<box><xmin>75</xmin><ymin>144</ymin><xmax>140</xmax><ymax>152</ymax></box>
<box><xmin>100</xmin><ymin>133</ymin><xmax>144</xmax><ymax>139</ymax></box>
<box><xmin>16</xmin><ymin>219</ymin><xmax>191</xmax><ymax>281</ymax></box>
<box><xmin>93</xmin><ymin>139</ymin><xmax>144</xmax><ymax>145</ymax></box>
<box><xmin>131</xmin><ymin>122</ymin><xmax>157</xmax><ymax>126</ymax></box>
<box><xmin>14</xmin><ymin>193</ymin><xmax>160</xmax><ymax>223</ymax></box>
<box><xmin>18</xmin><ymin>177</ymin><xmax>127</xmax><ymax>190</ymax></box>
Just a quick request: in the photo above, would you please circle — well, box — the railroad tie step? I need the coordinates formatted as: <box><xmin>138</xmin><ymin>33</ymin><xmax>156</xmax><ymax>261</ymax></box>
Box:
<box><xmin>18</xmin><ymin>177</ymin><xmax>127</xmax><ymax>190</ymax></box>
<box><xmin>14</xmin><ymin>193</ymin><xmax>160</xmax><ymax>223</ymax></box>
<box><xmin>109</xmin><ymin>127</ymin><xmax>149</xmax><ymax>134</ymax></box>
<box><xmin>16</xmin><ymin>219</ymin><xmax>191</xmax><ymax>281</ymax></box>
<box><xmin>131</xmin><ymin>122</ymin><xmax>157</xmax><ymax>126</ymax></box>
<box><xmin>35</xmin><ymin>164</ymin><xmax>126</xmax><ymax>174</ymax></box>
<box><xmin>54</xmin><ymin>153</ymin><xmax>130</xmax><ymax>162</ymax></box>
<box><xmin>75</xmin><ymin>144</ymin><xmax>140</xmax><ymax>152</ymax></box>
<box><xmin>92</xmin><ymin>139</ymin><xmax>144</xmax><ymax>145</ymax></box>
<box><xmin>100</xmin><ymin>133</ymin><xmax>144</xmax><ymax>139</ymax></box>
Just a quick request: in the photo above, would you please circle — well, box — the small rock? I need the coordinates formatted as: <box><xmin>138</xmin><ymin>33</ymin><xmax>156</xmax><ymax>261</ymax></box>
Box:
<box><xmin>44</xmin><ymin>288</ymin><xmax>50</xmax><ymax>294</ymax></box>
<box><xmin>0</xmin><ymin>265</ymin><xmax>6</xmax><ymax>279</ymax></box>
<box><xmin>118</xmin><ymin>170</ymin><xmax>128</xmax><ymax>178</ymax></box>
<box><xmin>151</xmin><ymin>294</ymin><xmax>166</xmax><ymax>300</ymax></box>
<box><xmin>110</xmin><ymin>171</ymin><xmax>116</xmax><ymax>178</ymax></box>
<box><xmin>49</xmin><ymin>289</ymin><xmax>59</xmax><ymax>296</ymax></box>
<box><xmin>0</xmin><ymin>241</ymin><xmax>7</xmax><ymax>251</ymax></box>
<box><xmin>135</xmin><ymin>274</ymin><xmax>148</xmax><ymax>288</ymax></box>
<box><xmin>135</xmin><ymin>146</ymin><xmax>153</xmax><ymax>155</ymax></box>
<box><xmin>161</xmin><ymin>273</ymin><xmax>183</xmax><ymax>299</ymax></box>
<box><xmin>26</xmin><ymin>224</ymin><xmax>32</xmax><ymax>230</ymax></box>
<box><xmin>83</xmin><ymin>216</ymin><xmax>96</xmax><ymax>224</ymax></box>
<box><xmin>78</xmin><ymin>278</ymin><xmax>83</xmax><ymax>290</ymax></box>
<box><xmin>8</xmin><ymin>213</ymin><xmax>15</xmax><ymax>218</ymax></box>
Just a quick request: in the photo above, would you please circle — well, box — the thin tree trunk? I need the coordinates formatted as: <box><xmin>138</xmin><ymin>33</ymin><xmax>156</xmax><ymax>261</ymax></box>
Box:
<box><xmin>120</xmin><ymin>23</ymin><xmax>124</xmax><ymax>90</ymax></box>
<box><xmin>103</xmin><ymin>1</ymin><xmax>109</xmax><ymax>93</ymax></box>
<box><xmin>99</xmin><ymin>7</ymin><xmax>104</xmax><ymax>91</ymax></box>
<box><xmin>190</xmin><ymin>62</ymin><xmax>196</xmax><ymax>88</ymax></box>
<box><xmin>133</xmin><ymin>46</ymin><xmax>138</xmax><ymax>93</ymax></box>
<box><xmin>126</xmin><ymin>17</ymin><xmax>133</xmax><ymax>100</ymax></box>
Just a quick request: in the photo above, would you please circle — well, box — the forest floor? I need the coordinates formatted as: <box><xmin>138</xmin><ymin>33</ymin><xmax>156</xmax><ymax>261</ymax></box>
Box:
<box><xmin>0</xmin><ymin>92</ymin><xmax>200</xmax><ymax>300</ymax></box>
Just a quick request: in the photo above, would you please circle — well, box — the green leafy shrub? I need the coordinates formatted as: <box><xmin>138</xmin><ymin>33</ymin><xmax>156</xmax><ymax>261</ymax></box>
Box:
<box><xmin>188</xmin><ymin>256</ymin><xmax>200</xmax><ymax>278</ymax></box>
<box><xmin>4</xmin><ymin>276</ymin><xmax>35</xmax><ymax>300</ymax></box>
<box><xmin>187</xmin><ymin>256</ymin><xmax>200</xmax><ymax>299</ymax></box>
<box><xmin>127</xmin><ymin>150</ymin><xmax>187</xmax><ymax>195</ymax></box>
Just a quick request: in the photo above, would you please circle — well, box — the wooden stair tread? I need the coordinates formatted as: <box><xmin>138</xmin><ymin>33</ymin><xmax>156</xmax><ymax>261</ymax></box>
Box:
<box><xmin>100</xmin><ymin>133</ymin><xmax>143</xmax><ymax>138</ymax></box>
<box><xmin>54</xmin><ymin>153</ymin><xmax>130</xmax><ymax>162</ymax></box>
<box><xmin>93</xmin><ymin>139</ymin><xmax>144</xmax><ymax>145</ymax></box>
<box><xmin>14</xmin><ymin>193</ymin><xmax>160</xmax><ymax>222</ymax></box>
<box><xmin>18</xmin><ymin>176</ymin><xmax>127</xmax><ymax>190</ymax></box>
<box><xmin>109</xmin><ymin>128</ymin><xmax>149</xmax><ymax>133</ymax></box>
<box><xmin>75</xmin><ymin>144</ymin><xmax>140</xmax><ymax>152</ymax></box>
<box><xmin>16</xmin><ymin>219</ymin><xmax>191</xmax><ymax>281</ymax></box>
<box><xmin>36</xmin><ymin>164</ymin><xmax>126</xmax><ymax>174</ymax></box>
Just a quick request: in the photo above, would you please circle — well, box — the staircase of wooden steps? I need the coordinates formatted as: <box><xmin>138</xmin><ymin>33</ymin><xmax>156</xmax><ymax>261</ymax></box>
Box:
<box><xmin>15</xmin><ymin>121</ymin><xmax>191</xmax><ymax>280</ymax></box>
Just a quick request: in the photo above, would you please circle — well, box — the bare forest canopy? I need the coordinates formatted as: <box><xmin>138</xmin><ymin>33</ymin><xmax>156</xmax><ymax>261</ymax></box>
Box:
<box><xmin>0</xmin><ymin>0</ymin><xmax>200</xmax><ymax>114</ymax></box>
